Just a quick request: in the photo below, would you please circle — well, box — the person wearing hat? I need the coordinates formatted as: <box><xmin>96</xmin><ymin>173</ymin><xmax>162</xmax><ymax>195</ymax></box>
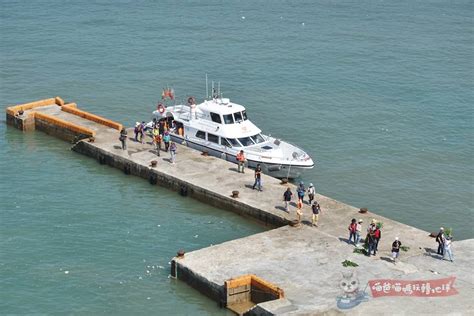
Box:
<box><xmin>134</xmin><ymin>122</ymin><xmax>140</xmax><ymax>142</ymax></box>
<box><xmin>355</xmin><ymin>219</ymin><xmax>363</xmax><ymax>247</ymax></box>
<box><xmin>391</xmin><ymin>237</ymin><xmax>402</xmax><ymax>262</ymax></box>
<box><xmin>436</xmin><ymin>227</ymin><xmax>445</xmax><ymax>256</ymax></box>
<box><xmin>307</xmin><ymin>183</ymin><xmax>316</xmax><ymax>205</ymax></box>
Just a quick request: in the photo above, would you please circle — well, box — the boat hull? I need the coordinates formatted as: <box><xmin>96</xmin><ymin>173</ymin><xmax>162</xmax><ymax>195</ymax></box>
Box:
<box><xmin>170</xmin><ymin>134</ymin><xmax>313</xmax><ymax>179</ymax></box>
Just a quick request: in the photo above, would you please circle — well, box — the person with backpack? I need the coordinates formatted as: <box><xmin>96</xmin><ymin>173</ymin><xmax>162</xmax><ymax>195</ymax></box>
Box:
<box><xmin>348</xmin><ymin>218</ymin><xmax>357</xmax><ymax>244</ymax></box>
<box><xmin>307</xmin><ymin>183</ymin><xmax>316</xmax><ymax>205</ymax></box>
<box><xmin>297</xmin><ymin>182</ymin><xmax>305</xmax><ymax>203</ymax></box>
<box><xmin>311</xmin><ymin>201</ymin><xmax>321</xmax><ymax>227</ymax></box>
<box><xmin>391</xmin><ymin>237</ymin><xmax>402</xmax><ymax>262</ymax></box>
<box><xmin>283</xmin><ymin>187</ymin><xmax>292</xmax><ymax>212</ymax></box>
<box><xmin>252</xmin><ymin>164</ymin><xmax>262</xmax><ymax>191</ymax></box>
<box><xmin>169</xmin><ymin>141</ymin><xmax>177</xmax><ymax>164</ymax></box>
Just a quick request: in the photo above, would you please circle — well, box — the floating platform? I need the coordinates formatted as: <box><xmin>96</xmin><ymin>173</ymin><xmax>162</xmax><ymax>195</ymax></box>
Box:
<box><xmin>5</xmin><ymin>99</ymin><xmax>473</xmax><ymax>315</ymax></box>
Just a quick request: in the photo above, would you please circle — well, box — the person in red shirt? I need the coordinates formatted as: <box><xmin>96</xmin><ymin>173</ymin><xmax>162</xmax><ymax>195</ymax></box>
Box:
<box><xmin>236</xmin><ymin>150</ymin><xmax>246</xmax><ymax>173</ymax></box>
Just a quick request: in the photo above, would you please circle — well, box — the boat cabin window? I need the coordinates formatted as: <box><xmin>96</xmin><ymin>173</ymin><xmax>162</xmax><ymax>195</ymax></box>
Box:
<box><xmin>196</xmin><ymin>130</ymin><xmax>206</xmax><ymax>140</ymax></box>
<box><xmin>210</xmin><ymin>112</ymin><xmax>222</xmax><ymax>124</ymax></box>
<box><xmin>223</xmin><ymin>114</ymin><xmax>234</xmax><ymax>124</ymax></box>
<box><xmin>238</xmin><ymin>137</ymin><xmax>255</xmax><ymax>147</ymax></box>
<box><xmin>251</xmin><ymin>134</ymin><xmax>265</xmax><ymax>144</ymax></box>
<box><xmin>234</xmin><ymin>112</ymin><xmax>243</xmax><ymax>123</ymax></box>
<box><xmin>242</xmin><ymin>110</ymin><xmax>248</xmax><ymax>120</ymax></box>
<box><xmin>227</xmin><ymin>138</ymin><xmax>240</xmax><ymax>147</ymax></box>
<box><xmin>221</xmin><ymin>138</ymin><xmax>231</xmax><ymax>147</ymax></box>
<box><xmin>208</xmin><ymin>133</ymin><xmax>219</xmax><ymax>144</ymax></box>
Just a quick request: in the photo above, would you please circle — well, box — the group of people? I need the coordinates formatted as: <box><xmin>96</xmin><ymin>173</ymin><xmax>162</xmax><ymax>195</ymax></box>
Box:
<box><xmin>283</xmin><ymin>182</ymin><xmax>320</xmax><ymax>227</ymax></box>
<box><xmin>436</xmin><ymin>227</ymin><xmax>454</xmax><ymax>262</ymax></box>
<box><xmin>118</xmin><ymin>120</ymin><xmax>177</xmax><ymax>164</ymax></box>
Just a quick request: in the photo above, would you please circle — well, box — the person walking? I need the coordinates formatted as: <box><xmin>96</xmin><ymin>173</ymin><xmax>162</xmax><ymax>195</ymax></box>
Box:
<box><xmin>307</xmin><ymin>183</ymin><xmax>316</xmax><ymax>205</ymax></box>
<box><xmin>443</xmin><ymin>236</ymin><xmax>454</xmax><ymax>262</ymax></box>
<box><xmin>283</xmin><ymin>188</ymin><xmax>292</xmax><ymax>212</ymax></box>
<box><xmin>169</xmin><ymin>141</ymin><xmax>177</xmax><ymax>164</ymax></box>
<box><xmin>152</xmin><ymin>127</ymin><xmax>161</xmax><ymax>156</ymax></box>
<box><xmin>311</xmin><ymin>201</ymin><xmax>321</xmax><ymax>227</ymax></box>
<box><xmin>296</xmin><ymin>199</ymin><xmax>303</xmax><ymax>226</ymax></box>
<box><xmin>355</xmin><ymin>219</ymin><xmax>363</xmax><ymax>247</ymax></box>
<box><xmin>391</xmin><ymin>237</ymin><xmax>402</xmax><ymax>263</ymax></box>
<box><xmin>236</xmin><ymin>150</ymin><xmax>246</xmax><ymax>173</ymax></box>
<box><xmin>252</xmin><ymin>164</ymin><xmax>262</xmax><ymax>191</ymax></box>
<box><xmin>436</xmin><ymin>227</ymin><xmax>445</xmax><ymax>255</ymax></box>
<box><xmin>348</xmin><ymin>219</ymin><xmax>357</xmax><ymax>244</ymax></box>
<box><xmin>163</xmin><ymin>131</ymin><xmax>171</xmax><ymax>152</ymax></box>
<box><xmin>119</xmin><ymin>128</ymin><xmax>128</xmax><ymax>150</ymax></box>
<box><xmin>297</xmin><ymin>182</ymin><xmax>305</xmax><ymax>203</ymax></box>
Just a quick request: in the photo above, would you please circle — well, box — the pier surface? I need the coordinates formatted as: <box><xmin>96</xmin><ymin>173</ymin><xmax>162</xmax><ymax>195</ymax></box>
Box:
<box><xmin>6</xmin><ymin>100</ymin><xmax>474</xmax><ymax>315</ymax></box>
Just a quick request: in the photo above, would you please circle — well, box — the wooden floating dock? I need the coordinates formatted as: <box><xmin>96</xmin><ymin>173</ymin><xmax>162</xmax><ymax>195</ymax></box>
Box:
<box><xmin>5</xmin><ymin>99</ymin><xmax>473</xmax><ymax>315</ymax></box>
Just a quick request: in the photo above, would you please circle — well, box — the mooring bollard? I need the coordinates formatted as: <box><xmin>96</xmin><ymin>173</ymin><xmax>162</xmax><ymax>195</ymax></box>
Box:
<box><xmin>280</xmin><ymin>178</ymin><xmax>289</xmax><ymax>185</ymax></box>
<box><xmin>231</xmin><ymin>190</ymin><xmax>239</xmax><ymax>198</ymax></box>
<box><xmin>177</xmin><ymin>249</ymin><xmax>185</xmax><ymax>258</ymax></box>
<box><xmin>359</xmin><ymin>208</ymin><xmax>368</xmax><ymax>214</ymax></box>
<box><xmin>150</xmin><ymin>160</ymin><xmax>157</xmax><ymax>167</ymax></box>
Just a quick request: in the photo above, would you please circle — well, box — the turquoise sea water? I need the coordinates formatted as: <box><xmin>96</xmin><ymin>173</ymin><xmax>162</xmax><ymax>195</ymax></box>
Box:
<box><xmin>1</xmin><ymin>0</ymin><xmax>473</xmax><ymax>314</ymax></box>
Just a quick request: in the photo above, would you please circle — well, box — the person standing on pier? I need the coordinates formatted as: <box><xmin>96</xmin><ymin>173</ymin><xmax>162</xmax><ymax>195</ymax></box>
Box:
<box><xmin>163</xmin><ymin>131</ymin><xmax>171</xmax><ymax>152</ymax></box>
<box><xmin>348</xmin><ymin>219</ymin><xmax>357</xmax><ymax>244</ymax></box>
<box><xmin>236</xmin><ymin>150</ymin><xmax>246</xmax><ymax>173</ymax></box>
<box><xmin>283</xmin><ymin>187</ymin><xmax>293</xmax><ymax>212</ymax></box>
<box><xmin>311</xmin><ymin>201</ymin><xmax>321</xmax><ymax>227</ymax></box>
<box><xmin>307</xmin><ymin>183</ymin><xmax>315</xmax><ymax>205</ymax></box>
<box><xmin>297</xmin><ymin>182</ymin><xmax>305</xmax><ymax>203</ymax></box>
<box><xmin>373</xmin><ymin>223</ymin><xmax>382</xmax><ymax>255</ymax></box>
<box><xmin>138</xmin><ymin>121</ymin><xmax>146</xmax><ymax>144</ymax></box>
<box><xmin>436</xmin><ymin>227</ymin><xmax>445</xmax><ymax>256</ymax></box>
<box><xmin>119</xmin><ymin>128</ymin><xmax>128</xmax><ymax>150</ymax></box>
<box><xmin>152</xmin><ymin>127</ymin><xmax>161</xmax><ymax>156</ymax></box>
<box><xmin>253</xmin><ymin>164</ymin><xmax>262</xmax><ymax>191</ymax></box>
<box><xmin>169</xmin><ymin>141</ymin><xmax>177</xmax><ymax>164</ymax></box>
<box><xmin>391</xmin><ymin>237</ymin><xmax>402</xmax><ymax>263</ymax></box>
<box><xmin>296</xmin><ymin>199</ymin><xmax>303</xmax><ymax>226</ymax></box>
<box><xmin>355</xmin><ymin>219</ymin><xmax>363</xmax><ymax>246</ymax></box>
<box><xmin>134</xmin><ymin>122</ymin><xmax>140</xmax><ymax>142</ymax></box>
<box><xmin>443</xmin><ymin>236</ymin><xmax>454</xmax><ymax>262</ymax></box>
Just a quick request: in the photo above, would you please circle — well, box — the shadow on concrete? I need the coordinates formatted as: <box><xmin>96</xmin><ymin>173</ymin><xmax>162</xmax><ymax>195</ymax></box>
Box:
<box><xmin>113</xmin><ymin>145</ymin><xmax>122</xmax><ymax>150</ymax></box>
<box><xmin>228</xmin><ymin>167</ymin><xmax>239</xmax><ymax>173</ymax></box>
<box><xmin>380</xmin><ymin>256</ymin><xmax>394</xmax><ymax>264</ymax></box>
<box><xmin>274</xmin><ymin>205</ymin><xmax>288</xmax><ymax>212</ymax></box>
<box><xmin>338</xmin><ymin>237</ymin><xmax>352</xmax><ymax>244</ymax></box>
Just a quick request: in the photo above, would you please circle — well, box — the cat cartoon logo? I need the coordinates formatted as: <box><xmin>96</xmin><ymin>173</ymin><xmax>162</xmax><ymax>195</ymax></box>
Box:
<box><xmin>336</xmin><ymin>272</ymin><xmax>369</xmax><ymax>310</ymax></box>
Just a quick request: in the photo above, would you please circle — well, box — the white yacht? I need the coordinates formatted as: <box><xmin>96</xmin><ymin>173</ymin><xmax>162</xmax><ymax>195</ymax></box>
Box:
<box><xmin>146</xmin><ymin>94</ymin><xmax>314</xmax><ymax>179</ymax></box>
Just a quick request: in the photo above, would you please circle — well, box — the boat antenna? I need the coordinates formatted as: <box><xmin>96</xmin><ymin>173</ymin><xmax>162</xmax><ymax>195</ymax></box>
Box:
<box><xmin>205</xmin><ymin>73</ymin><xmax>208</xmax><ymax>100</ymax></box>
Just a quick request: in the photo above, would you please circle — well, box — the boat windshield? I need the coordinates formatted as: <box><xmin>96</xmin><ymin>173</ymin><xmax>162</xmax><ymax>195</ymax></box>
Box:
<box><xmin>223</xmin><ymin>114</ymin><xmax>234</xmax><ymax>124</ymax></box>
<box><xmin>234</xmin><ymin>112</ymin><xmax>243</xmax><ymax>123</ymax></box>
<box><xmin>242</xmin><ymin>110</ymin><xmax>248</xmax><ymax>120</ymax></box>
<box><xmin>238</xmin><ymin>137</ymin><xmax>255</xmax><ymax>147</ymax></box>
<box><xmin>227</xmin><ymin>138</ymin><xmax>241</xmax><ymax>147</ymax></box>
<box><xmin>250</xmin><ymin>134</ymin><xmax>265</xmax><ymax>144</ymax></box>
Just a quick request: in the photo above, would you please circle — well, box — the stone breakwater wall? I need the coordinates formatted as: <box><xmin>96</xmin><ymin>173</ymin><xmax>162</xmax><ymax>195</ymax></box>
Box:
<box><xmin>72</xmin><ymin>139</ymin><xmax>290</xmax><ymax>228</ymax></box>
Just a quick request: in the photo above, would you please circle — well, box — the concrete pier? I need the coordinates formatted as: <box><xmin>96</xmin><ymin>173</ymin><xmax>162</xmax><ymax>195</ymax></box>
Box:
<box><xmin>6</xmin><ymin>99</ymin><xmax>473</xmax><ymax>315</ymax></box>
